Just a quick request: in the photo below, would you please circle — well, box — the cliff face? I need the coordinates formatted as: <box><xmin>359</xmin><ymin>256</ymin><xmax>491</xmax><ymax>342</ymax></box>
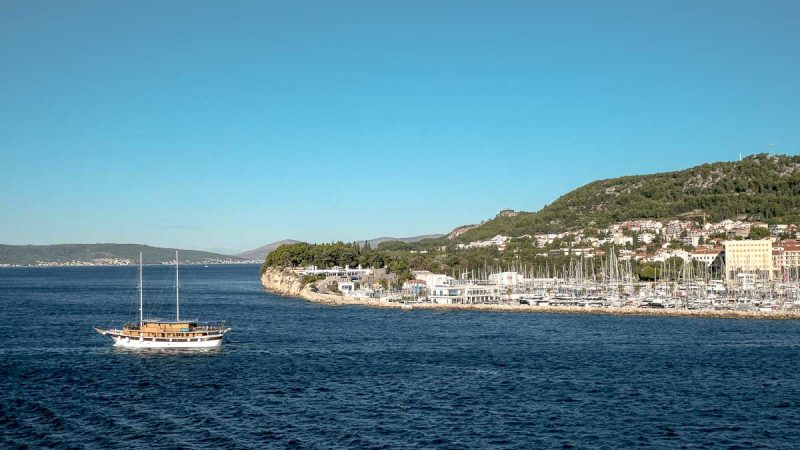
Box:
<box><xmin>260</xmin><ymin>268</ymin><xmax>349</xmax><ymax>303</ymax></box>
<box><xmin>260</xmin><ymin>268</ymin><xmax>306</xmax><ymax>296</ymax></box>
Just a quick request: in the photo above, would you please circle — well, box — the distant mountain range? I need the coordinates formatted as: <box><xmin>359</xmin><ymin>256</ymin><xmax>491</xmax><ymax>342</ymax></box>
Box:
<box><xmin>454</xmin><ymin>153</ymin><xmax>800</xmax><ymax>242</ymax></box>
<box><xmin>0</xmin><ymin>244</ymin><xmax>244</xmax><ymax>265</ymax></box>
<box><xmin>237</xmin><ymin>234</ymin><xmax>445</xmax><ymax>261</ymax></box>
<box><xmin>362</xmin><ymin>234</ymin><xmax>445</xmax><ymax>247</ymax></box>
<box><xmin>236</xmin><ymin>240</ymin><xmax>302</xmax><ymax>261</ymax></box>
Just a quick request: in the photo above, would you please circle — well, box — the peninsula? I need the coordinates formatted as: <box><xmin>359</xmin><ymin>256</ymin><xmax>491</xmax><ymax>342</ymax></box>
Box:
<box><xmin>260</xmin><ymin>154</ymin><xmax>800</xmax><ymax>319</ymax></box>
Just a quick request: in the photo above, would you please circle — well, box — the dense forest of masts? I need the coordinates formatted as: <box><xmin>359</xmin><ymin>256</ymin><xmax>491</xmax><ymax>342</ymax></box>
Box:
<box><xmin>263</xmin><ymin>240</ymin><xmax>716</xmax><ymax>284</ymax></box>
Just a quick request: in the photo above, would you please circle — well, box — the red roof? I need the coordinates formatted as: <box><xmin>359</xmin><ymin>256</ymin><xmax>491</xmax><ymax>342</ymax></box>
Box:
<box><xmin>783</xmin><ymin>243</ymin><xmax>800</xmax><ymax>252</ymax></box>
<box><xmin>692</xmin><ymin>247</ymin><xmax>722</xmax><ymax>255</ymax></box>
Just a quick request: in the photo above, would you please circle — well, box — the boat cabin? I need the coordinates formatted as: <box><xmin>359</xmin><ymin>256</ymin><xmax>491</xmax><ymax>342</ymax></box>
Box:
<box><xmin>122</xmin><ymin>321</ymin><xmax>216</xmax><ymax>338</ymax></box>
<box><xmin>140</xmin><ymin>321</ymin><xmax>197</xmax><ymax>333</ymax></box>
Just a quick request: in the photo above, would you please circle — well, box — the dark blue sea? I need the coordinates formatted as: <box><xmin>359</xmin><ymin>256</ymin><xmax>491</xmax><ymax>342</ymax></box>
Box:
<box><xmin>2</xmin><ymin>264</ymin><xmax>800</xmax><ymax>448</ymax></box>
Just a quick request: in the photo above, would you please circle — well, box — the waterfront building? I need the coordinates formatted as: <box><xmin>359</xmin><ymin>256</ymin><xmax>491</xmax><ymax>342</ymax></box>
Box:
<box><xmin>298</xmin><ymin>265</ymin><xmax>373</xmax><ymax>277</ymax></box>
<box><xmin>651</xmin><ymin>249</ymin><xmax>690</xmax><ymax>262</ymax></box>
<box><xmin>772</xmin><ymin>240</ymin><xmax>800</xmax><ymax>279</ymax></box>
<box><xmin>411</xmin><ymin>270</ymin><xmax>456</xmax><ymax>290</ymax></box>
<box><xmin>488</xmin><ymin>271</ymin><xmax>523</xmax><ymax>286</ymax></box>
<box><xmin>428</xmin><ymin>283</ymin><xmax>502</xmax><ymax>304</ymax></box>
<box><xmin>690</xmin><ymin>247</ymin><xmax>724</xmax><ymax>268</ymax></box>
<box><xmin>784</xmin><ymin>241</ymin><xmax>800</xmax><ymax>269</ymax></box>
<box><xmin>401</xmin><ymin>280</ymin><xmax>427</xmax><ymax>297</ymax></box>
<box><xmin>337</xmin><ymin>279</ymin><xmax>355</xmax><ymax>294</ymax></box>
<box><xmin>724</xmin><ymin>239</ymin><xmax>773</xmax><ymax>281</ymax></box>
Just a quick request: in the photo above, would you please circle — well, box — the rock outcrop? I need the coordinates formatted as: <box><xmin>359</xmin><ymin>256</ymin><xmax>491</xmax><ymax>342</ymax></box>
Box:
<box><xmin>260</xmin><ymin>268</ymin><xmax>306</xmax><ymax>296</ymax></box>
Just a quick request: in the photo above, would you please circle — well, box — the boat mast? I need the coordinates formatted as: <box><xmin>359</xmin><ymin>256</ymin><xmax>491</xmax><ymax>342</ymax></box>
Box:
<box><xmin>176</xmin><ymin>250</ymin><xmax>180</xmax><ymax>322</ymax></box>
<box><xmin>139</xmin><ymin>251</ymin><xmax>143</xmax><ymax>328</ymax></box>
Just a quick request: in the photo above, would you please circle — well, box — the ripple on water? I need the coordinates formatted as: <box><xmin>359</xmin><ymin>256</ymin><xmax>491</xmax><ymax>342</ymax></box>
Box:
<box><xmin>2</xmin><ymin>265</ymin><xmax>800</xmax><ymax>448</ymax></box>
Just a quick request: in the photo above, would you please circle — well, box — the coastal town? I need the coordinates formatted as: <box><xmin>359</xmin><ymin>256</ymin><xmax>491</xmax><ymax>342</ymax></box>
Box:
<box><xmin>0</xmin><ymin>257</ymin><xmax>257</xmax><ymax>268</ymax></box>
<box><xmin>262</xmin><ymin>218</ymin><xmax>800</xmax><ymax>315</ymax></box>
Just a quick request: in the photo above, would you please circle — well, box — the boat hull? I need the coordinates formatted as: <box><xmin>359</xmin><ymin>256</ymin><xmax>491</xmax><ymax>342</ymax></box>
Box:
<box><xmin>112</xmin><ymin>335</ymin><xmax>223</xmax><ymax>349</ymax></box>
<box><xmin>96</xmin><ymin>328</ymin><xmax>227</xmax><ymax>349</ymax></box>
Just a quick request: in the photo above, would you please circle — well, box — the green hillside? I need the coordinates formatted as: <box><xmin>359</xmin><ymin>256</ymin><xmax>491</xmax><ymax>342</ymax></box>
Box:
<box><xmin>457</xmin><ymin>153</ymin><xmax>800</xmax><ymax>241</ymax></box>
<box><xmin>0</xmin><ymin>243</ymin><xmax>244</xmax><ymax>265</ymax></box>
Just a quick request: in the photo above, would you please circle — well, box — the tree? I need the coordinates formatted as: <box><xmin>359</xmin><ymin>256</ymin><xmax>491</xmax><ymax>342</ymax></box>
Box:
<box><xmin>748</xmin><ymin>226</ymin><xmax>770</xmax><ymax>240</ymax></box>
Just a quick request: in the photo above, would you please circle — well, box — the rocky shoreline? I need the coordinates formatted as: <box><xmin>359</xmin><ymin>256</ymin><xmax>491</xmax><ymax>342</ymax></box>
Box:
<box><xmin>260</xmin><ymin>268</ymin><xmax>800</xmax><ymax>320</ymax></box>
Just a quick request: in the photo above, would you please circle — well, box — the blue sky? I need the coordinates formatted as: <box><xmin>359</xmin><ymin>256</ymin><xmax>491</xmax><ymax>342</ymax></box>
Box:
<box><xmin>1</xmin><ymin>0</ymin><xmax>798</xmax><ymax>254</ymax></box>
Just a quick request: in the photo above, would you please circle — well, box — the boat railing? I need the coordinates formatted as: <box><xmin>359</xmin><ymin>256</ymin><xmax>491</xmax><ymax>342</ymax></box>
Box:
<box><xmin>119</xmin><ymin>322</ymin><xmax>228</xmax><ymax>334</ymax></box>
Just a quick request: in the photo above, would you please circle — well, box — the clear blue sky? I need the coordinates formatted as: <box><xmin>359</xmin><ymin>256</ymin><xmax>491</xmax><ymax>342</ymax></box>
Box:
<box><xmin>1</xmin><ymin>0</ymin><xmax>798</xmax><ymax>254</ymax></box>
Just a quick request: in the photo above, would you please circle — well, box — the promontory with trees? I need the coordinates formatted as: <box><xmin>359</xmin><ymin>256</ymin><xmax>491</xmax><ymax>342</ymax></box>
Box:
<box><xmin>262</xmin><ymin>154</ymin><xmax>800</xmax><ymax>286</ymax></box>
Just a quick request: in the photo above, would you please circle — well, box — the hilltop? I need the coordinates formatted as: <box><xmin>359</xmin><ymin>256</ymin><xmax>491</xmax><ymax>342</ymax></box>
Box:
<box><xmin>456</xmin><ymin>153</ymin><xmax>800</xmax><ymax>241</ymax></box>
<box><xmin>237</xmin><ymin>240</ymin><xmax>302</xmax><ymax>261</ymax></box>
<box><xmin>0</xmin><ymin>243</ymin><xmax>245</xmax><ymax>266</ymax></box>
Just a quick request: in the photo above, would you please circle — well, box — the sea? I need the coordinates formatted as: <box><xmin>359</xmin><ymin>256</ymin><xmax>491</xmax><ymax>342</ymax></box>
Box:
<box><xmin>1</xmin><ymin>264</ymin><xmax>800</xmax><ymax>448</ymax></box>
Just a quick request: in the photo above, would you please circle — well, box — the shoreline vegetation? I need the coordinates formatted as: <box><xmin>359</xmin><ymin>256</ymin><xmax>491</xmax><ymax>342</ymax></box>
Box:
<box><xmin>260</xmin><ymin>269</ymin><xmax>800</xmax><ymax>320</ymax></box>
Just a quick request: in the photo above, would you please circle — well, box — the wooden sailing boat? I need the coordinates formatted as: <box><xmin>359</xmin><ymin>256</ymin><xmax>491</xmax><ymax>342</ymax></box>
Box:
<box><xmin>94</xmin><ymin>251</ymin><xmax>229</xmax><ymax>349</ymax></box>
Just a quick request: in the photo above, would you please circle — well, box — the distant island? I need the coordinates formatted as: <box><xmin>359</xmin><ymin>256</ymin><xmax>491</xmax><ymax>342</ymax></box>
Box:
<box><xmin>0</xmin><ymin>243</ymin><xmax>253</xmax><ymax>267</ymax></box>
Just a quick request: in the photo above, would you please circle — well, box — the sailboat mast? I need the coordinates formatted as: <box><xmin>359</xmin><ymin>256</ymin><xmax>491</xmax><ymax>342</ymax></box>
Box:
<box><xmin>139</xmin><ymin>251</ymin><xmax>143</xmax><ymax>328</ymax></box>
<box><xmin>176</xmin><ymin>250</ymin><xmax>180</xmax><ymax>322</ymax></box>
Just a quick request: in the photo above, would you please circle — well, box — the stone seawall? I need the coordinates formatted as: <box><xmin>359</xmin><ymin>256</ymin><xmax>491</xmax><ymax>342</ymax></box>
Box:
<box><xmin>260</xmin><ymin>268</ymin><xmax>800</xmax><ymax>320</ymax></box>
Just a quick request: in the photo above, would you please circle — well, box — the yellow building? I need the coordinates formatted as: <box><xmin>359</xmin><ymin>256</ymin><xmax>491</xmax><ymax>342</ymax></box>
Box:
<box><xmin>724</xmin><ymin>239</ymin><xmax>773</xmax><ymax>282</ymax></box>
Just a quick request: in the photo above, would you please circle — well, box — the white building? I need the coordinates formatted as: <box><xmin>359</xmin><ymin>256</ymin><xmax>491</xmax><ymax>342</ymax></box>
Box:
<box><xmin>466</xmin><ymin>235</ymin><xmax>511</xmax><ymax>250</ymax></box>
<box><xmin>488</xmin><ymin>271</ymin><xmax>523</xmax><ymax>286</ymax></box>
<box><xmin>612</xmin><ymin>235</ymin><xmax>634</xmax><ymax>246</ymax></box>
<box><xmin>428</xmin><ymin>284</ymin><xmax>502</xmax><ymax>304</ymax></box>
<box><xmin>639</xmin><ymin>232</ymin><xmax>656</xmax><ymax>244</ymax></box>
<box><xmin>338</xmin><ymin>280</ymin><xmax>355</xmax><ymax>294</ymax></box>
<box><xmin>298</xmin><ymin>265</ymin><xmax>373</xmax><ymax>277</ymax></box>
<box><xmin>690</xmin><ymin>248</ymin><xmax>723</xmax><ymax>267</ymax></box>
<box><xmin>411</xmin><ymin>270</ymin><xmax>456</xmax><ymax>290</ymax></box>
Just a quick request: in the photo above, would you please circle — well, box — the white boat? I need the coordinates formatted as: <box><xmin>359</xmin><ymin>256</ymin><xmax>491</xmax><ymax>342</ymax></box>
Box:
<box><xmin>94</xmin><ymin>251</ymin><xmax>230</xmax><ymax>349</ymax></box>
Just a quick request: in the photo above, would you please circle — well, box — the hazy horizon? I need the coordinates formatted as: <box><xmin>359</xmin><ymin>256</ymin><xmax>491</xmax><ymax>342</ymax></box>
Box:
<box><xmin>2</xmin><ymin>1</ymin><xmax>798</xmax><ymax>251</ymax></box>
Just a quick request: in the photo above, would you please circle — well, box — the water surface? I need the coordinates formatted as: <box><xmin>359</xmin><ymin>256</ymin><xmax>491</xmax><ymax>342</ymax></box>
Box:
<box><xmin>1</xmin><ymin>265</ymin><xmax>799</xmax><ymax>448</ymax></box>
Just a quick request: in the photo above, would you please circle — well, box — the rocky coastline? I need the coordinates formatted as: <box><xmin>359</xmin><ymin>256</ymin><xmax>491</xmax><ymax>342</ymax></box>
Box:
<box><xmin>260</xmin><ymin>268</ymin><xmax>800</xmax><ymax>320</ymax></box>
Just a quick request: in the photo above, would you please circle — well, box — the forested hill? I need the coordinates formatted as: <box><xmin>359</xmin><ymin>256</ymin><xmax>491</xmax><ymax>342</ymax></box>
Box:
<box><xmin>0</xmin><ymin>244</ymin><xmax>243</xmax><ymax>265</ymax></box>
<box><xmin>457</xmin><ymin>153</ymin><xmax>800</xmax><ymax>241</ymax></box>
